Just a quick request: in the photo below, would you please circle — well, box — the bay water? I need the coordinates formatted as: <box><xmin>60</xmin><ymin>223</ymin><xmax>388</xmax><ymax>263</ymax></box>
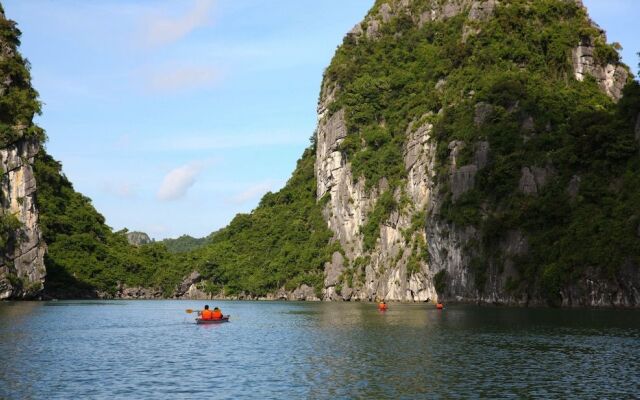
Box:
<box><xmin>1</xmin><ymin>301</ymin><xmax>639</xmax><ymax>399</ymax></box>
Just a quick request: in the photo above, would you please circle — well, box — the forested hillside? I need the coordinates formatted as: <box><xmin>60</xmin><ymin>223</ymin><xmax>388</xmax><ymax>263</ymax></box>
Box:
<box><xmin>180</xmin><ymin>148</ymin><xmax>339</xmax><ymax>297</ymax></box>
<box><xmin>34</xmin><ymin>153</ymin><xmax>186</xmax><ymax>297</ymax></box>
<box><xmin>2</xmin><ymin>0</ymin><xmax>639</xmax><ymax>305</ymax></box>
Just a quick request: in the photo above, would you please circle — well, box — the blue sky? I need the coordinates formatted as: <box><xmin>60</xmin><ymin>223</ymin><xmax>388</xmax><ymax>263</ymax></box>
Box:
<box><xmin>2</xmin><ymin>0</ymin><xmax>638</xmax><ymax>240</ymax></box>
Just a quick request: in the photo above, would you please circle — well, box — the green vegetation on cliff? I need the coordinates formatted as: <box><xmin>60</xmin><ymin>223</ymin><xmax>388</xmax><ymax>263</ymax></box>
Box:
<box><xmin>0</xmin><ymin>6</ymin><xmax>45</xmax><ymax>250</ymax></box>
<box><xmin>34</xmin><ymin>153</ymin><xmax>187</xmax><ymax>297</ymax></box>
<box><xmin>184</xmin><ymin>148</ymin><xmax>338</xmax><ymax>297</ymax></box>
<box><xmin>0</xmin><ymin>8</ymin><xmax>45</xmax><ymax>147</ymax></box>
<box><xmin>160</xmin><ymin>234</ymin><xmax>210</xmax><ymax>254</ymax></box>
<box><xmin>324</xmin><ymin>0</ymin><xmax>639</xmax><ymax>303</ymax></box>
<box><xmin>34</xmin><ymin>147</ymin><xmax>336</xmax><ymax>299</ymax></box>
<box><xmin>480</xmin><ymin>83</ymin><xmax>640</xmax><ymax>304</ymax></box>
<box><xmin>427</xmin><ymin>2</ymin><xmax>640</xmax><ymax>304</ymax></box>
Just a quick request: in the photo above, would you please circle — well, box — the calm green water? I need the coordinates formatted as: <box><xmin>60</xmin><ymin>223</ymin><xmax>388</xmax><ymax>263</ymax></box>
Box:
<box><xmin>0</xmin><ymin>301</ymin><xmax>639</xmax><ymax>399</ymax></box>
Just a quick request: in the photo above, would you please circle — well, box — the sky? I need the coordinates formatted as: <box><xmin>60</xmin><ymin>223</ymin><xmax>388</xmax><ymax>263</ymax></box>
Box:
<box><xmin>2</xmin><ymin>0</ymin><xmax>638</xmax><ymax>240</ymax></box>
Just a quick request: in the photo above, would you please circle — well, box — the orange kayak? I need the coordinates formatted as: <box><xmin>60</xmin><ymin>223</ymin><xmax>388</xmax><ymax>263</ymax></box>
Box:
<box><xmin>196</xmin><ymin>316</ymin><xmax>230</xmax><ymax>324</ymax></box>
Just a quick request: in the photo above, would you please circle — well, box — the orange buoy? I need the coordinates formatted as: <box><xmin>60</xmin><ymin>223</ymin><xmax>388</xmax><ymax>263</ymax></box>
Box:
<box><xmin>436</xmin><ymin>303</ymin><xmax>444</xmax><ymax>310</ymax></box>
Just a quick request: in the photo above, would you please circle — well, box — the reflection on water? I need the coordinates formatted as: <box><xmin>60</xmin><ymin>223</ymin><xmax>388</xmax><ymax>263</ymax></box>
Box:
<box><xmin>1</xmin><ymin>301</ymin><xmax>639</xmax><ymax>399</ymax></box>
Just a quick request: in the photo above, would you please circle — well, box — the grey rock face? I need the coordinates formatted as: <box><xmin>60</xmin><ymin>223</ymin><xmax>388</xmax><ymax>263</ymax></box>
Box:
<box><xmin>419</xmin><ymin>0</ymin><xmax>490</xmax><ymax>27</ymax></box>
<box><xmin>531</xmin><ymin>166</ymin><xmax>551</xmax><ymax>189</ymax></box>
<box><xmin>451</xmin><ymin>166</ymin><xmax>478</xmax><ymax>201</ymax></box>
<box><xmin>519</xmin><ymin>166</ymin><xmax>552</xmax><ymax>195</ymax></box>
<box><xmin>572</xmin><ymin>37</ymin><xmax>628</xmax><ymax>101</ymax></box>
<box><xmin>316</xmin><ymin>97</ymin><xmax>437</xmax><ymax>301</ymax></box>
<box><xmin>474</xmin><ymin>102</ymin><xmax>494</xmax><ymax>126</ymax></box>
<box><xmin>426</xmin><ymin>217</ymin><xmax>478</xmax><ymax>301</ymax></box>
<box><xmin>519</xmin><ymin>167</ymin><xmax>537</xmax><ymax>194</ymax></box>
<box><xmin>463</xmin><ymin>0</ymin><xmax>498</xmax><ymax>40</ymax></box>
<box><xmin>474</xmin><ymin>141</ymin><xmax>490</xmax><ymax>169</ymax></box>
<box><xmin>126</xmin><ymin>231</ymin><xmax>151</xmax><ymax>246</ymax></box>
<box><xmin>379</xmin><ymin>3</ymin><xmax>393</xmax><ymax>23</ymax></box>
<box><xmin>468</xmin><ymin>0</ymin><xmax>497</xmax><ymax>21</ymax></box>
<box><xmin>310</xmin><ymin>0</ymin><xmax>637</xmax><ymax>307</ymax></box>
<box><xmin>290</xmin><ymin>285</ymin><xmax>320</xmax><ymax>301</ymax></box>
<box><xmin>103</xmin><ymin>283</ymin><xmax>162</xmax><ymax>300</ymax></box>
<box><xmin>521</xmin><ymin>116</ymin><xmax>535</xmax><ymax>133</ymax></box>
<box><xmin>175</xmin><ymin>271</ymin><xmax>202</xmax><ymax>298</ymax></box>
<box><xmin>561</xmin><ymin>262</ymin><xmax>640</xmax><ymax>307</ymax></box>
<box><xmin>353</xmin><ymin>0</ymin><xmax>496</xmax><ymax>39</ymax></box>
<box><xmin>567</xmin><ymin>175</ymin><xmax>581</xmax><ymax>200</ymax></box>
<box><xmin>316</xmin><ymin>106</ymin><xmax>374</xmax><ymax>259</ymax></box>
<box><xmin>0</xmin><ymin>139</ymin><xmax>46</xmax><ymax>300</ymax></box>
<box><xmin>324</xmin><ymin>251</ymin><xmax>345</xmax><ymax>287</ymax></box>
<box><xmin>316</xmin><ymin>109</ymin><xmax>347</xmax><ymax>199</ymax></box>
<box><xmin>449</xmin><ymin>140</ymin><xmax>488</xmax><ymax>201</ymax></box>
<box><xmin>348</xmin><ymin>23</ymin><xmax>364</xmax><ymax>39</ymax></box>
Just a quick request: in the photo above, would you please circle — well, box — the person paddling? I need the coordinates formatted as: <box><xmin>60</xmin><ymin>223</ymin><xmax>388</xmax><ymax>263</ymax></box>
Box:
<box><xmin>378</xmin><ymin>300</ymin><xmax>388</xmax><ymax>311</ymax></box>
<box><xmin>212</xmin><ymin>307</ymin><xmax>223</xmax><ymax>320</ymax></box>
<box><xmin>199</xmin><ymin>305</ymin><xmax>214</xmax><ymax>320</ymax></box>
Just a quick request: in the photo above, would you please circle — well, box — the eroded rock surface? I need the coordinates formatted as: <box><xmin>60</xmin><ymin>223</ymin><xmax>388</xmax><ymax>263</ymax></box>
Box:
<box><xmin>311</xmin><ymin>0</ymin><xmax>636</xmax><ymax>307</ymax></box>
<box><xmin>572</xmin><ymin>37</ymin><xmax>628</xmax><ymax>101</ymax></box>
<box><xmin>0</xmin><ymin>139</ymin><xmax>46</xmax><ymax>299</ymax></box>
<box><xmin>126</xmin><ymin>231</ymin><xmax>152</xmax><ymax>246</ymax></box>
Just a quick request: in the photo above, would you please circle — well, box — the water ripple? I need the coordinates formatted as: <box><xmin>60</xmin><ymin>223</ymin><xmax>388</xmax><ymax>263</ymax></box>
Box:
<box><xmin>1</xmin><ymin>301</ymin><xmax>639</xmax><ymax>399</ymax></box>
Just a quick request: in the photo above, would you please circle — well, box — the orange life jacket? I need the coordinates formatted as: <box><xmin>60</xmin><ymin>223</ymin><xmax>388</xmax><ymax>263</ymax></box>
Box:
<box><xmin>378</xmin><ymin>303</ymin><xmax>387</xmax><ymax>310</ymax></box>
<box><xmin>212</xmin><ymin>310</ymin><xmax>223</xmax><ymax>320</ymax></box>
<box><xmin>201</xmin><ymin>309</ymin><xmax>214</xmax><ymax>320</ymax></box>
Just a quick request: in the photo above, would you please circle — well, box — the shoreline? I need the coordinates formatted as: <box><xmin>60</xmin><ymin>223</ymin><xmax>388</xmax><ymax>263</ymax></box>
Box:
<box><xmin>4</xmin><ymin>296</ymin><xmax>640</xmax><ymax>310</ymax></box>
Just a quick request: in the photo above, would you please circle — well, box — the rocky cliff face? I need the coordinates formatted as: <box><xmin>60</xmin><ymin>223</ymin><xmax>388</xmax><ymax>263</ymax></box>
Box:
<box><xmin>126</xmin><ymin>231</ymin><xmax>152</xmax><ymax>246</ymax></box>
<box><xmin>316</xmin><ymin>98</ymin><xmax>437</xmax><ymax>302</ymax></box>
<box><xmin>315</xmin><ymin>0</ymin><xmax>638</xmax><ymax>306</ymax></box>
<box><xmin>572</xmin><ymin>38</ymin><xmax>628</xmax><ymax>101</ymax></box>
<box><xmin>0</xmin><ymin>6</ymin><xmax>47</xmax><ymax>299</ymax></box>
<box><xmin>0</xmin><ymin>139</ymin><xmax>46</xmax><ymax>299</ymax></box>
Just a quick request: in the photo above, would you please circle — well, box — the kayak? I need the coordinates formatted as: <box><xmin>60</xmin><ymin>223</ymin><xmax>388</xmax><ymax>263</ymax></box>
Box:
<box><xmin>196</xmin><ymin>316</ymin><xmax>230</xmax><ymax>324</ymax></box>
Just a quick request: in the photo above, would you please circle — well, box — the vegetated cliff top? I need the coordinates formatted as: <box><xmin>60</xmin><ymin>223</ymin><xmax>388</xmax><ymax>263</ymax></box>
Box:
<box><xmin>159</xmin><ymin>234</ymin><xmax>210</xmax><ymax>254</ymax></box>
<box><xmin>0</xmin><ymin>5</ymin><xmax>45</xmax><ymax>147</ymax></box>
<box><xmin>126</xmin><ymin>231</ymin><xmax>152</xmax><ymax>246</ymax></box>
<box><xmin>316</xmin><ymin>0</ymin><xmax>639</xmax><ymax>305</ymax></box>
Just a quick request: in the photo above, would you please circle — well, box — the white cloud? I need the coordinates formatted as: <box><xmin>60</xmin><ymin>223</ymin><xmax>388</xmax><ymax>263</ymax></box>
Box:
<box><xmin>103</xmin><ymin>181</ymin><xmax>137</xmax><ymax>199</ymax></box>
<box><xmin>144</xmin><ymin>0</ymin><xmax>215</xmax><ymax>48</ymax></box>
<box><xmin>157</xmin><ymin>161</ymin><xmax>207</xmax><ymax>201</ymax></box>
<box><xmin>230</xmin><ymin>181</ymin><xmax>279</xmax><ymax>205</ymax></box>
<box><xmin>145</xmin><ymin>65</ymin><xmax>220</xmax><ymax>93</ymax></box>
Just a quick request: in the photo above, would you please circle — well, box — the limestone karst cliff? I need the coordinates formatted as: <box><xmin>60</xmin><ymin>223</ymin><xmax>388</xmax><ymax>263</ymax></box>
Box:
<box><xmin>126</xmin><ymin>232</ymin><xmax>152</xmax><ymax>246</ymax></box>
<box><xmin>313</xmin><ymin>0</ymin><xmax>639</xmax><ymax>306</ymax></box>
<box><xmin>92</xmin><ymin>0</ymin><xmax>640</xmax><ymax>306</ymax></box>
<box><xmin>0</xmin><ymin>139</ymin><xmax>46</xmax><ymax>299</ymax></box>
<box><xmin>1</xmin><ymin>0</ymin><xmax>638</xmax><ymax>306</ymax></box>
<box><xmin>0</xmin><ymin>2</ymin><xmax>189</xmax><ymax>300</ymax></box>
<box><xmin>0</xmin><ymin>7</ymin><xmax>46</xmax><ymax>299</ymax></box>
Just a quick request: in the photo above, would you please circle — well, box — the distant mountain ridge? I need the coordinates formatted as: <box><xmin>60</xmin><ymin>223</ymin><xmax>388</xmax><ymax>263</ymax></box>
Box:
<box><xmin>159</xmin><ymin>235</ymin><xmax>209</xmax><ymax>253</ymax></box>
